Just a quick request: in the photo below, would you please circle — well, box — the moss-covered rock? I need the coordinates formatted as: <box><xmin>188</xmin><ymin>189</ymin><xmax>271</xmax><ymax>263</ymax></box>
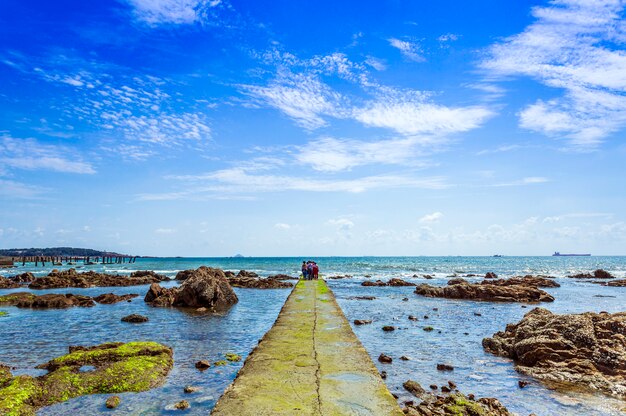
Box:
<box><xmin>0</xmin><ymin>311</ymin><xmax>8</xmax><ymax>317</ymax></box>
<box><xmin>0</xmin><ymin>341</ymin><xmax>173</xmax><ymax>416</ymax></box>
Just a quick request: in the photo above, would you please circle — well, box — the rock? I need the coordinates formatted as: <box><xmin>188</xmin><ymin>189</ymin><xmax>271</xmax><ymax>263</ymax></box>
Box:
<box><xmin>441</xmin><ymin>385</ymin><xmax>451</xmax><ymax>393</ymax></box>
<box><xmin>402</xmin><ymin>297</ymin><xmax>409</xmax><ymax>301</ymax></box>
<box><xmin>415</xmin><ymin>281</ymin><xmax>554</xmax><ymax>303</ymax></box>
<box><xmin>408</xmin><ymin>315</ymin><xmax>418</xmax><ymax>321</ymax></box>
<box><xmin>403</xmin><ymin>392</ymin><xmax>512</xmax><ymax>416</ymax></box>
<box><xmin>105</xmin><ymin>395</ymin><xmax>120</xmax><ymax>409</ymax></box>
<box><xmin>9</xmin><ymin>272</ymin><xmax>36</xmax><ymax>284</ymax></box>
<box><xmin>518</xmin><ymin>380</ymin><xmax>529</xmax><ymax>388</ymax></box>
<box><xmin>448</xmin><ymin>381</ymin><xmax>456</xmax><ymax>389</ymax></box>
<box><xmin>400</xmin><ymin>355</ymin><xmax>410</xmax><ymax>361</ymax></box>
<box><xmin>423</xmin><ymin>326</ymin><xmax>434</xmax><ymax>332</ymax></box>
<box><xmin>607</xmin><ymin>279</ymin><xmax>626</xmax><ymax>287</ymax></box>
<box><xmin>403</xmin><ymin>380</ymin><xmax>425</xmax><ymax>397</ymax></box>
<box><xmin>236</xmin><ymin>270</ymin><xmax>258</xmax><ymax>278</ymax></box>
<box><xmin>354</xmin><ymin>319</ymin><xmax>372</xmax><ymax>325</ymax></box>
<box><xmin>437</xmin><ymin>363</ymin><xmax>454</xmax><ymax>371</ymax></box>
<box><xmin>387</xmin><ymin>278</ymin><xmax>415</xmax><ymax>286</ymax></box>
<box><xmin>474</xmin><ymin>312</ymin><xmax>482</xmax><ymax>316</ymax></box>
<box><xmin>174</xmin><ymin>400</ymin><xmax>190</xmax><ymax>410</ymax></box>
<box><xmin>447</xmin><ymin>278</ymin><xmax>469</xmax><ymax>285</ymax></box>
<box><xmin>0</xmin><ymin>292</ymin><xmax>95</xmax><ymax>308</ymax></box>
<box><xmin>184</xmin><ymin>386</ymin><xmax>199</xmax><ymax>393</ymax></box>
<box><xmin>93</xmin><ymin>293</ymin><xmax>139</xmax><ymax>304</ymax></box>
<box><xmin>0</xmin><ymin>342</ymin><xmax>172</xmax><ymax>415</ymax></box>
<box><xmin>361</xmin><ymin>280</ymin><xmax>387</xmax><ymax>287</ymax></box>
<box><xmin>130</xmin><ymin>270</ymin><xmax>168</xmax><ymax>280</ymax></box>
<box><xmin>485</xmin><ymin>272</ymin><xmax>498</xmax><ymax>279</ymax></box>
<box><xmin>228</xmin><ymin>276</ymin><xmax>293</xmax><ymax>289</ymax></box>
<box><xmin>350</xmin><ymin>296</ymin><xmax>376</xmax><ymax>300</ymax></box>
<box><xmin>195</xmin><ymin>360</ymin><xmax>210</xmax><ymax>370</ymax></box>
<box><xmin>423</xmin><ymin>275</ymin><xmax>433</xmax><ymax>279</ymax></box>
<box><xmin>569</xmin><ymin>269</ymin><xmax>614</xmax><ymax>279</ymax></box>
<box><xmin>483</xmin><ymin>308</ymin><xmax>626</xmax><ymax>399</ymax></box>
<box><xmin>175</xmin><ymin>269</ymin><xmax>195</xmax><ymax>281</ymax></box>
<box><xmin>378</xmin><ymin>353</ymin><xmax>392</xmax><ymax>364</ymax></box>
<box><xmin>121</xmin><ymin>314</ymin><xmax>149</xmax><ymax>323</ymax></box>
<box><xmin>429</xmin><ymin>384</ymin><xmax>437</xmax><ymax>390</ymax></box>
<box><xmin>28</xmin><ymin>268</ymin><xmax>162</xmax><ymax>289</ymax></box>
<box><xmin>483</xmin><ymin>276</ymin><xmax>560</xmax><ymax>288</ymax></box>
<box><xmin>380</xmin><ymin>371</ymin><xmax>387</xmax><ymax>379</ymax></box>
<box><xmin>146</xmin><ymin>267</ymin><xmax>238</xmax><ymax>309</ymax></box>
<box><xmin>424</xmin><ymin>315</ymin><xmax>429</xmax><ymax>319</ymax></box>
<box><xmin>225</xmin><ymin>353</ymin><xmax>241</xmax><ymax>362</ymax></box>
<box><xmin>382</xmin><ymin>325</ymin><xmax>396</xmax><ymax>332</ymax></box>
<box><xmin>0</xmin><ymin>276</ymin><xmax>20</xmax><ymax>289</ymax></box>
<box><xmin>267</xmin><ymin>274</ymin><xmax>297</xmax><ymax>280</ymax></box>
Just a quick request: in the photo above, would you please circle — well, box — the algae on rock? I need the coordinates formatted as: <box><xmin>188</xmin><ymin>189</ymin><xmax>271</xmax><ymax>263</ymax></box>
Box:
<box><xmin>0</xmin><ymin>341</ymin><xmax>173</xmax><ymax>416</ymax></box>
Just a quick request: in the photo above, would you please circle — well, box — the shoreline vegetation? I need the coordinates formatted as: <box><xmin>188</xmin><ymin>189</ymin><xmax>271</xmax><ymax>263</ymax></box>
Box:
<box><xmin>0</xmin><ymin>263</ymin><xmax>625</xmax><ymax>414</ymax></box>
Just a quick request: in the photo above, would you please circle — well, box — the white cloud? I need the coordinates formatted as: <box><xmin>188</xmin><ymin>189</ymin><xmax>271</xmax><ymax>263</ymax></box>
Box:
<box><xmin>438</xmin><ymin>33</ymin><xmax>459</xmax><ymax>42</ymax></box>
<box><xmin>241</xmin><ymin>72</ymin><xmax>344</xmax><ymax>130</ymax></box>
<box><xmin>492</xmin><ymin>176</ymin><xmax>549</xmax><ymax>187</ymax></box>
<box><xmin>353</xmin><ymin>88</ymin><xmax>493</xmax><ymax>136</ymax></box>
<box><xmin>327</xmin><ymin>218</ymin><xmax>354</xmax><ymax>230</ymax></box>
<box><xmin>482</xmin><ymin>0</ymin><xmax>626</xmax><ymax>148</ymax></box>
<box><xmin>124</xmin><ymin>0</ymin><xmax>223</xmax><ymax>25</ymax></box>
<box><xmin>294</xmin><ymin>136</ymin><xmax>433</xmax><ymax>172</ymax></box>
<box><xmin>0</xmin><ymin>136</ymin><xmax>95</xmax><ymax>174</ymax></box>
<box><xmin>419</xmin><ymin>212</ymin><xmax>443</xmax><ymax>224</ymax></box>
<box><xmin>274</xmin><ymin>223</ymin><xmax>291</xmax><ymax>230</ymax></box>
<box><xmin>365</xmin><ymin>56</ymin><xmax>387</xmax><ymax>71</ymax></box>
<box><xmin>388</xmin><ymin>38</ymin><xmax>425</xmax><ymax>62</ymax></box>
<box><xmin>0</xmin><ymin>179</ymin><xmax>46</xmax><ymax>199</ymax></box>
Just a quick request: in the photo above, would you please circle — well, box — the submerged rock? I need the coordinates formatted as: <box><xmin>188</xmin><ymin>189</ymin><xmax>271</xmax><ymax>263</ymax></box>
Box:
<box><xmin>174</xmin><ymin>400</ymin><xmax>190</xmax><ymax>410</ymax></box>
<box><xmin>361</xmin><ymin>280</ymin><xmax>387</xmax><ymax>287</ymax></box>
<box><xmin>415</xmin><ymin>280</ymin><xmax>554</xmax><ymax>303</ymax></box>
<box><xmin>0</xmin><ymin>341</ymin><xmax>173</xmax><ymax>415</ymax></box>
<box><xmin>93</xmin><ymin>293</ymin><xmax>138</xmax><ymax>304</ymax></box>
<box><xmin>593</xmin><ymin>279</ymin><xmax>626</xmax><ymax>287</ymax></box>
<box><xmin>105</xmin><ymin>395</ymin><xmax>120</xmax><ymax>409</ymax></box>
<box><xmin>121</xmin><ymin>314</ymin><xmax>149</xmax><ymax>323</ymax></box>
<box><xmin>378</xmin><ymin>353</ymin><xmax>393</xmax><ymax>364</ymax></box>
<box><xmin>28</xmin><ymin>268</ymin><xmax>163</xmax><ymax>290</ymax></box>
<box><xmin>267</xmin><ymin>274</ymin><xmax>298</xmax><ymax>280</ymax></box>
<box><xmin>0</xmin><ymin>292</ymin><xmax>95</xmax><ymax>308</ymax></box>
<box><xmin>403</xmin><ymin>380</ymin><xmax>425</xmax><ymax>396</ymax></box>
<box><xmin>354</xmin><ymin>319</ymin><xmax>372</xmax><ymax>325</ymax></box>
<box><xmin>228</xmin><ymin>276</ymin><xmax>293</xmax><ymax>289</ymax></box>
<box><xmin>483</xmin><ymin>307</ymin><xmax>626</xmax><ymax>399</ymax></box>
<box><xmin>146</xmin><ymin>267</ymin><xmax>238</xmax><ymax>310</ymax></box>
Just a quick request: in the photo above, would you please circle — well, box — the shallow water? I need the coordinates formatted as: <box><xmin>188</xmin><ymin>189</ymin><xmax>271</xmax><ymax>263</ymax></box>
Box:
<box><xmin>1</xmin><ymin>256</ymin><xmax>625</xmax><ymax>415</ymax></box>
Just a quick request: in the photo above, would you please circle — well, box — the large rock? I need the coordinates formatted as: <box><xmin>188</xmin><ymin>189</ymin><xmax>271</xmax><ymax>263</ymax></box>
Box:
<box><xmin>175</xmin><ymin>269</ymin><xmax>196</xmax><ymax>281</ymax></box>
<box><xmin>387</xmin><ymin>278</ymin><xmax>415</xmax><ymax>286</ymax></box>
<box><xmin>0</xmin><ymin>292</ymin><xmax>95</xmax><ymax>308</ymax></box>
<box><xmin>415</xmin><ymin>281</ymin><xmax>554</xmax><ymax>303</ymax></box>
<box><xmin>483</xmin><ymin>308</ymin><xmax>626</xmax><ymax>399</ymax></box>
<box><xmin>482</xmin><ymin>276</ymin><xmax>560</xmax><ymax>288</ymax></box>
<box><xmin>568</xmin><ymin>269</ymin><xmax>614</xmax><ymax>279</ymax></box>
<box><xmin>130</xmin><ymin>270</ymin><xmax>168</xmax><ymax>280</ymax></box>
<box><xmin>237</xmin><ymin>270</ymin><xmax>258</xmax><ymax>278</ymax></box>
<box><xmin>28</xmin><ymin>268</ymin><xmax>163</xmax><ymax>289</ymax></box>
<box><xmin>0</xmin><ymin>341</ymin><xmax>172</xmax><ymax>415</ymax></box>
<box><xmin>93</xmin><ymin>293</ymin><xmax>138</xmax><ymax>304</ymax></box>
<box><xmin>9</xmin><ymin>272</ymin><xmax>36</xmax><ymax>284</ymax></box>
<box><xmin>146</xmin><ymin>267</ymin><xmax>238</xmax><ymax>309</ymax></box>
<box><xmin>402</xmin><ymin>392</ymin><xmax>512</xmax><ymax>416</ymax></box>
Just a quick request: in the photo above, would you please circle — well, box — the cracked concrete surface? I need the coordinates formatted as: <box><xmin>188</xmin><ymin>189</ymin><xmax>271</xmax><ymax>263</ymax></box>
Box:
<box><xmin>211</xmin><ymin>280</ymin><xmax>403</xmax><ymax>416</ymax></box>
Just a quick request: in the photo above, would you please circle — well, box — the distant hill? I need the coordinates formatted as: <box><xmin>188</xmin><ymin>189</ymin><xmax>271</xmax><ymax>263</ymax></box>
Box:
<box><xmin>0</xmin><ymin>247</ymin><xmax>129</xmax><ymax>257</ymax></box>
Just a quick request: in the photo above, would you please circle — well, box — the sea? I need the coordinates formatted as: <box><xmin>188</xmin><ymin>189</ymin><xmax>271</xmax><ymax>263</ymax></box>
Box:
<box><xmin>1</xmin><ymin>256</ymin><xmax>625</xmax><ymax>415</ymax></box>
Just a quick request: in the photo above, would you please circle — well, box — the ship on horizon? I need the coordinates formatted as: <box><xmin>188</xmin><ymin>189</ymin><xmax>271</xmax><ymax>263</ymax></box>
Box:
<box><xmin>552</xmin><ymin>252</ymin><xmax>591</xmax><ymax>257</ymax></box>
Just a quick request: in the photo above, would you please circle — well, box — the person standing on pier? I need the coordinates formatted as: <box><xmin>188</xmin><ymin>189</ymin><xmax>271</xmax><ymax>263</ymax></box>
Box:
<box><xmin>301</xmin><ymin>261</ymin><xmax>308</xmax><ymax>280</ymax></box>
<box><xmin>312</xmin><ymin>262</ymin><xmax>319</xmax><ymax>279</ymax></box>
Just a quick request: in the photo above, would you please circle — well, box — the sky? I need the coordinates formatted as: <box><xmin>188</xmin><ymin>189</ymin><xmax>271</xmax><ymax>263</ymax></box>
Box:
<box><xmin>0</xmin><ymin>0</ymin><xmax>625</xmax><ymax>256</ymax></box>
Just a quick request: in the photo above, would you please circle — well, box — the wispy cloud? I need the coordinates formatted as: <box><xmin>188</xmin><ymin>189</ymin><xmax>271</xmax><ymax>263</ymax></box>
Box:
<box><xmin>0</xmin><ymin>179</ymin><xmax>46</xmax><ymax>199</ymax></box>
<box><xmin>482</xmin><ymin>0</ymin><xmax>626</xmax><ymax>148</ymax></box>
<box><xmin>123</xmin><ymin>0</ymin><xmax>224</xmax><ymax>25</ymax></box>
<box><xmin>154</xmin><ymin>228</ymin><xmax>177</xmax><ymax>234</ymax></box>
<box><xmin>419</xmin><ymin>212</ymin><xmax>443</xmax><ymax>224</ymax></box>
<box><xmin>274</xmin><ymin>223</ymin><xmax>291</xmax><ymax>230</ymax></box>
<box><xmin>388</xmin><ymin>38</ymin><xmax>425</xmax><ymax>62</ymax></box>
<box><xmin>0</xmin><ymin>136</ymin><xmax>95</xmax><ymax>174</ymax></box>
<box><xmin>476</xmin><ymin>144</ymin><xmax>522</xmax><ymax>155</ymax></box>
<box><xmin>492</xmin><ymin>176</ymin><xmax>549</xmax><ymax>187</ymax></box>
<box><xmin>327</xmin><ymin>218</ymin><xmax>355</xmax><ymax>230</ymax></box>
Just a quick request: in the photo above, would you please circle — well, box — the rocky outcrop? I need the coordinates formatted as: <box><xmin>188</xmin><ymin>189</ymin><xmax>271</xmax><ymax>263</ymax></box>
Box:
<box><xmin>415</xmin><ymin>281</ymin><xmax>554</xmax><ymax>303</ymax></box>
<box><xmin>0</xmin><ymin>276</ymin><xmax>20</xmax><ymax>289</ymax></box>
<box><xmin>403</xmin><ymin>393</ymin><xmax>512</xmax><ymax>416</ymax></box>
<box><xmin>236</xmin><ymin>270</ymin><xmax>258</xmax><ymax>278</ymax></box>
<box><xmin>121</xmin><ymin>314</ymin><xmax>149</xmax><ymax>323</ymax></box>
<box><xmin>175</xmin><ymin>269</ymin><xmax>196</xmax><ymax>281</ymax></box>
<box><xmin>93</xmin><ymin>293</ymin><xmax>138</xmax><ymax>304</ymax></box>
<box><xmin>28</xmin><ymin>268</ymin><xmax>164</xmax><ymax>289</ymax></box>
<box><xmin>9</xmin><ymin>272</ymin><xmax>36</xmax><ymax>284</ymax></box>
<box><xmin>0</xmin><ymin>341</ymin><xmax>173</xmax><ymax>415</ymax></box>
<box><xmin>569</xmin><ymin>269</ymin><xmax>614</xmax><ymax>279</ymax></box>
<box><xmin>485</xmin><ymin>272</ymin><xmax>498</xmax><ymax>279</ymax></box>
<box><xmin>267</xmin><ymin>274</ymin><xmax>298</xmax><ymax>280</ymax></box>
<box><xmin>228</xmin><ymin>276</ymin><xmax>293</xmax><ymax>289</ymax></box>
<box><xmin>0</xmin><ymin>292</ymin><xmax>95</xmax><ymax>308</ymax></box>
<box><xmin>606</xmin><ymin>279</ymin><xmax>626</xmax><ymax>287</ymax></box>
<box><xmin>145</xmin><ymin>267</ymin><xmax>238</xmax><ymax>309</ymax></box>
<box><xmin>361</xmin><ymin>280</ymin><xmax>387</xmax><ymax>287</ymax></box>
<box><xmin>482</xmin><ymin>276</ymin><xmax>560</xmax><ymax>288</ymax></box>
<box><xmin>482</xmin><ymin>308</ymin><xmax>626</xmax><ymax>399</ymax></box>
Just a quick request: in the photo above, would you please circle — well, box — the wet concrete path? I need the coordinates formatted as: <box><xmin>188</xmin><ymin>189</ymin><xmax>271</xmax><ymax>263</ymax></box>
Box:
<box><xmin>211</xmin><ymin>279</ymin><xmax>403</xmax><ymax>415</ymax></box>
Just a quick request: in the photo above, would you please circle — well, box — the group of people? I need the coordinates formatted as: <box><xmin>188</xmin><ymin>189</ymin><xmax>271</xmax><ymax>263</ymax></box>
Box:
<box><xmin>301</xmin><ymin>261</ymin><xmax>319</xmax><ymax>280</ymax></box>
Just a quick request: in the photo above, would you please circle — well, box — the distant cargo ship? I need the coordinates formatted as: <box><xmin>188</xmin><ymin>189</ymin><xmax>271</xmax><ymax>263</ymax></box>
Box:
<box><xmin>552</xmin><ymin>252</ymin><xmax>591</xmax><ymax>257</ymax></box>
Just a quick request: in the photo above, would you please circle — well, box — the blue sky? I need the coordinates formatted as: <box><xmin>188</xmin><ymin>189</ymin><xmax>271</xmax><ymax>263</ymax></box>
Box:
<box><xmin>0</xmin><ymin>0</ymin><xmax>625</xmax><ymax>256</ymax></box>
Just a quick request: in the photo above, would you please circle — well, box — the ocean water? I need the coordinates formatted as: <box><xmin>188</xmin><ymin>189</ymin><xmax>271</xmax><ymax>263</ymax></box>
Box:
<box><xmin>1</xmin><ymin>256</ymin><xmax>625</xmax><ymax>415</ymax></box>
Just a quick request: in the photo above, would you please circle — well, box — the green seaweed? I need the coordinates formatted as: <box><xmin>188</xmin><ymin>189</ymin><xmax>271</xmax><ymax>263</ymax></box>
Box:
<box><xmin>225</xmin><ymin>353</ymin><xmax>241</xmax><ymax>362</ymax></box>
<box><xmin>0</xmin><ymin>342</ymin><xmax>172</xmax><ymax>416</ymax></box>
<box><xmin>0</xmin><ymin>311</ymin><xmax>7</xmax><ymax>317</ymax></box>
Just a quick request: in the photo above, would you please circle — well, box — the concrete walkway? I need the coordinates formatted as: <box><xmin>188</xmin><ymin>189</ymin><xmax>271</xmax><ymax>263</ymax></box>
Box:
<box><xmin>211</xmin><ymin>280</ymin><xmax>403</xmax><ymax>416</ymax></box>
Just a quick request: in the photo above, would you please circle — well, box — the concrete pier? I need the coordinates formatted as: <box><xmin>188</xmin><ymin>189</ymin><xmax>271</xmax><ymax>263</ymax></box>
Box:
<box><xmin>211</xmin><ymin>280</ymin><xmax>403</xmax><ymax>416</ymax></box>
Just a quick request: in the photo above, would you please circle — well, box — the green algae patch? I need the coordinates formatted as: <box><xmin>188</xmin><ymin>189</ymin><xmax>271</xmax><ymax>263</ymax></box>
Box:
<box><xmin>0</xmin><ymin>293</ymin><xmax>35</xmax><ymax>305</ymax></box>
<box><xmin>0</xmin><ymin>311</ymin><xmax>7</xmax><ymax>317</ymax></box>
<box><xmin>0</xmin><ymin>342</ymin><xmax>173</xmax><ymax>416</ymax></box>
<box><xmin>213</xmin><ymin>360</ymin><xmax>228</xmax><ymax>366</ymax></box>
<box><xmin>224</xmin><ymin>353</ymin><xmax>241</xmax><ymax>362</ymax></box>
